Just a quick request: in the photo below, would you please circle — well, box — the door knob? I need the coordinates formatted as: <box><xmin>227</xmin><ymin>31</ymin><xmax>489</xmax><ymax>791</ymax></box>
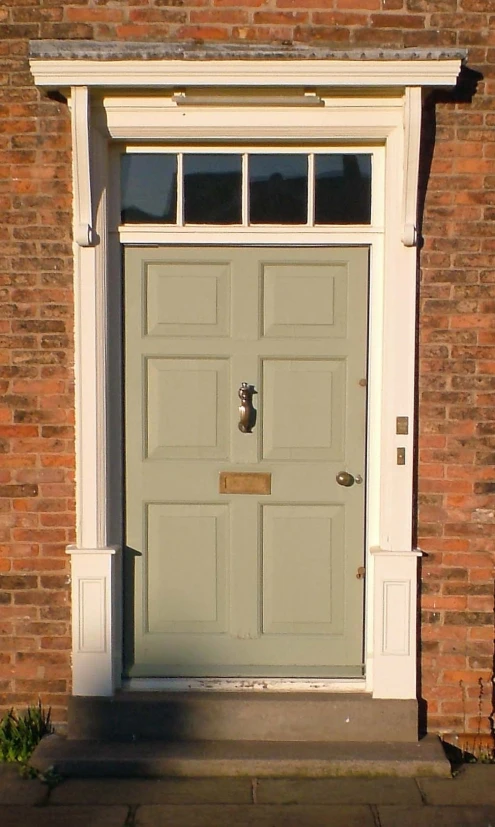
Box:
<box><xmin>336</xmin><ymin>471</ymin><xmax>355</xmax><ymax>487</ymax></box>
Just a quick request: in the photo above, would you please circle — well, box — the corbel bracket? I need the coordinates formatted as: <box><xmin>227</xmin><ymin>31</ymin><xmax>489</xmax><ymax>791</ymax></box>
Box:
<box><xmin>71</xmin><ymin>85</ymin><xmax>95</xmax><ymax>247</ymax></box>
<box><xmin>401</xmin><ymin>86</ymin><xmax>422</xmax><ymax>248</ymax></box>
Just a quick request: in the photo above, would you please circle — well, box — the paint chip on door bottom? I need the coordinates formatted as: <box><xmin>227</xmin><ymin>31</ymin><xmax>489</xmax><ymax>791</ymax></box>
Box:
<box><xmin>219</xmin><ymin>472</ymin><xmax>271</xmax><ymax>495</ymax></box>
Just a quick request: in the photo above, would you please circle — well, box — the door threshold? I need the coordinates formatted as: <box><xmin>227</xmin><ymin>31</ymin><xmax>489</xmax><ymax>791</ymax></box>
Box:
<box><xmin>122</xmin><ymin>678</ymin><xmax>368</xmax><ymax>693</ymax></box>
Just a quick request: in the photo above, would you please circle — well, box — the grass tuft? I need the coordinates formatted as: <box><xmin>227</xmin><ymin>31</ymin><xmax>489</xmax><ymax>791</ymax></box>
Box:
<box><xmin>0</xmin><ymin>701</ymin><xmax>54</xmax><ymax>766</ymax></box>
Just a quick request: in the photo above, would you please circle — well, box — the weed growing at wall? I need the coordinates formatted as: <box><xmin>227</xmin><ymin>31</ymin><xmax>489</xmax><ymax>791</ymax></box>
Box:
<box><xmin>0</xmin><ymin>702</ymin><xmax>53</xmax><ymax>766</ymax></box>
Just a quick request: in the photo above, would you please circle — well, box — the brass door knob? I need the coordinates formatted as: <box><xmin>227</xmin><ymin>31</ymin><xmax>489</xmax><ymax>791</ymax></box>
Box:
<box><xmin>336</xmin><ymin>471</ymin><xmax>355</xmax><ymax>487</ymax></box>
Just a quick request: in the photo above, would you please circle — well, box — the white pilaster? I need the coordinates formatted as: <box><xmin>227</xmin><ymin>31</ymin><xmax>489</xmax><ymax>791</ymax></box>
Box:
<box><xmin>372</xmin><ymin>549</ymin><xmax>421</xmax><ymax>699</ymax></box>
<box><xmin>67</xmin><ymin>547</ymin><xmax>120</xmax><ymax>696</ymax></box>
<box><xmin>69</xmin><ymin>86</ymin><xmax>121</xmax><ymax>696</ymax></box>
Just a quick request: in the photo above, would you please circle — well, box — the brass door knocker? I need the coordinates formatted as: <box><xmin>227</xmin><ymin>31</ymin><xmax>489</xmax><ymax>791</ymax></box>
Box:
<box><xmin>238</xmin><ymin>383</ymin><xmax>257</xmax><ymax>433</ymax></box>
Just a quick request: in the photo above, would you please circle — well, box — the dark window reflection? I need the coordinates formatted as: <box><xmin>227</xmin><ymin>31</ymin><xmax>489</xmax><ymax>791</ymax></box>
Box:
<box><xmin>315</xmin><ymin>154</ymin><xmax>371</xmax><ymax>224</ymax></box>
<box><xmin>249</xmin><ymin>155</ymin><xmax>308</xmax><ymax>224</ymax></box>
<box><xmin>184</xmin><ymin>154</ymin><xmax>242</xmax><ymax>224</ymax></box>
<box><xmin>121</xmin><ymin>154</ymin><xmax>177</xmax><ymax>223</ymax></box>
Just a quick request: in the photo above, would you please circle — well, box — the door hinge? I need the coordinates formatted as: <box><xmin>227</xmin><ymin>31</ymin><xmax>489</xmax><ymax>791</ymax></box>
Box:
<box><xmin>356</xmin><ymin>566</ymin><xmax>366</xmax><ymax>580</ymax></box>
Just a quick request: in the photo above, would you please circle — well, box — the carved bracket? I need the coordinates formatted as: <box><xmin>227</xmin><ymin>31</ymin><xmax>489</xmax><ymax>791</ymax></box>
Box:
<box><xmin>71</xmin><ymin>85</ymin><xmax>95</xmax><ymax>247</ymax></box>
<box><xmin>401</xmin><ymin>86</ymin><xmax>422</xmax><ymax>248</ymax></box>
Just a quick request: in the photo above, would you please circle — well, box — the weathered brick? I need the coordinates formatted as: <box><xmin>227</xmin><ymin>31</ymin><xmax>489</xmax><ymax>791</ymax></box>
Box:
<box><xmin>0</xmin><ymin>484</ymin><xmax>37</xmax><ymax>498</ymax></box>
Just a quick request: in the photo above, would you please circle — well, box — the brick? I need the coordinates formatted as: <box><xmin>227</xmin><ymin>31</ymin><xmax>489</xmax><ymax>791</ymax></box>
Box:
<box><xmin>371</xmin><ymin>12</ymin><xmax>424</xmax><ymax>25</ymax></box>
<box><xmin>65</xmin><ymin>7</ymin><xmax>124</xmax><ymax>23</ymax></box>
<box><xmin>311</xmin><ymin>11</ymin><xmax>370</xmax><ymax>24</ymax></box>
<box><xmin>129</xmin><ymin>8</ymin><xmax>187</xmax><ymax>22</ymax></box>
<box><xmin>255</xmin><ymin>11</ymin><xmax>309</xmax><ymax>23</ymax></box>
<box><xmin>336</xmin><ymin>0</ymin><xmax>380</xmax><ymax>6</ymax></box>
<box><xmin>190</xmin><ymin>9</ymin><xmax>249</xmax><ymax>22</ymax></box>
<box><xmin>0</xmin><ymin>575</ymin><xmax>37</xmax><ymax>590</ymax></box>
<box><xmin>444</xmin><ymin>612</ymin><xmax>494</xmax><ymax>626</ymax></box>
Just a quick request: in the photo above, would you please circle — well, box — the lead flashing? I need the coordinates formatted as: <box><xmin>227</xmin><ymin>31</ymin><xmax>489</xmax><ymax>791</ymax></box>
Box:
<box><xmin>29</xmin><ymin>40</ymin><xmax>468</xmax><ymax>63</ymax></box>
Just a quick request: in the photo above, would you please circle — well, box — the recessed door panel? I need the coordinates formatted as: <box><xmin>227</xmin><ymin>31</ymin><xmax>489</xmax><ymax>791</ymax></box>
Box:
<box><xmin>262</xmin><ymin>504</ymin><xmax>345</xmax><ymax>636</ymax></box>
<box><xmin>146</xmin><ymin>358</ymin><xmax>230</xmax><ymax>460</ymax></box>
<box><xmin>125</xmin><ymin>246</ymin><xmax>368</xmax><ymax>678</ymax></box>
<box><xmin>146</xmin><ymin>503</ymin><xmax>228</xmax><ymax>634</ymax></box>
<box><xmin>262</xmin><ymin>262</ymin><xmax>347</xmax><ymax>338</ymax></box>
<box><xmin>146</xmin><ymin>261</ymin><xmax>231</xmax><ymax>337</ymax></box>
<box><xmin>262</xmin><ymin>359</ymin><xmax>345</xmax><ymax>461</ymax></box>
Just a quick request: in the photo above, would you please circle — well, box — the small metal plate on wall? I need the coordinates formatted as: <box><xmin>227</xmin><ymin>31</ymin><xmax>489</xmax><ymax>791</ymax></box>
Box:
<box><xmin>396</xmin><ymin>416</ymin><xmax>409</xmax><ymax>435</ymax></box>
<box><xmin>219</xmin><ymin>472</ymin><xmax>271</xmax><ymax>495</ymax></box>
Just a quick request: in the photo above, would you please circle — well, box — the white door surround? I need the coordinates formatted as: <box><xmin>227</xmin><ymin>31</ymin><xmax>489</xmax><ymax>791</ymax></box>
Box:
<box><xmin>29</xmin><ymin>43</ymin><xmax>464</xmax><ymax>699</ymax></box>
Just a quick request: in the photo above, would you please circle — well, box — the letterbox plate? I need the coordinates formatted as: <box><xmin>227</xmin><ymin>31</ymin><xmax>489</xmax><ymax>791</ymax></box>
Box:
<box><xmin>219</xmin><ymin>472</ymin><xmax>271</xmax><ymax>495</ymax></box>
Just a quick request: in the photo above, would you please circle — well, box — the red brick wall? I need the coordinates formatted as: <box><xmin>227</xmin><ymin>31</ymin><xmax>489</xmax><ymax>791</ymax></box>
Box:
<box><xmin>0</xmin><ymin>0</ymin><xmax>493</xmax><ymax>735</ymax></box>
<box><xmin>419</xmin><ymin>72</ymin><xmax>495</xmax><ymax>735</ymax></box>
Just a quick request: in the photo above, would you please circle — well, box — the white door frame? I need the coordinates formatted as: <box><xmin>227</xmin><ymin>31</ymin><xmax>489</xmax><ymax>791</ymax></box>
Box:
<box><xmin>30</xmin><ymin>48</ymin><xmax>463</xmax><ymax>699</ymax></box>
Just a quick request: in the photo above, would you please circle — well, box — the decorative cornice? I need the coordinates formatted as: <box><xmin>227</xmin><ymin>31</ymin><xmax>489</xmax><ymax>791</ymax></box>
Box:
<box><xmin>29</xmin><ymin>41</ymin><xmax>465</xmax><ymax>90</ymax></box>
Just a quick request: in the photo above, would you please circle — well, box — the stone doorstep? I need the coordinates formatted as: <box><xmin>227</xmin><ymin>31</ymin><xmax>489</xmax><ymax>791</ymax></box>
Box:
<box><xmin>31</xmin><ymin>734</ymin><xmax>450</xmax><ymax>779</ymax></box>
<box><xmin>68</xmin><ymin>693</ymin><xmax>419</xmax><ymax>743</ymax></box>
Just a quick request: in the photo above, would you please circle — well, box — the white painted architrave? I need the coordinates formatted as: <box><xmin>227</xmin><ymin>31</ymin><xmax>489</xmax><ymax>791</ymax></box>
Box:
<box><xmin>30</xmin><ymin>54</ymin><xmax>462</xmax><ymax>699</ymax></box>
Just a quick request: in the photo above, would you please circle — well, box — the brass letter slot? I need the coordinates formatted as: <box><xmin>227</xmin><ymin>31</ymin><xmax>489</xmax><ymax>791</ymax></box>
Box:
<box><xmin>219</xmin><ymin>472</ymin><xmax>271</xmax><ymax>495</ymax></box>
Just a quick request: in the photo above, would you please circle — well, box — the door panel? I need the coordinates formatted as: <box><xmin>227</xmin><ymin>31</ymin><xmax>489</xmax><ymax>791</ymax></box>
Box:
<box><xmin>125</xmin><ymin>246</ymin><xmax>368</xmax><ymax>678</ymax></box>
<box><xmin>262</xmin><ymin>359</ymin><xmax>346</xmax><ymax>461</ymax></box>
<box><xmin>146</xmin><ymin>261</ymin><xmax>231</xmax><ymax>337</ymax></box>
<box><xmin>146</xmin><ymin>358</ymin><xmax>230</xmax><ymax>460</ymax></box>
<box><xmin>147</xmin><ymin>503</ymin><xmax>229</xmax><ymax>634</ymax></box>
<box><xmin>262</xmin><ymin>504</ymin><xmax>345</xmax><ymax>636</ymax></box>
<box><xmin>262</xmin><ymin>261</ymin><xmax>348</xmax><ymax>338</ymax></box>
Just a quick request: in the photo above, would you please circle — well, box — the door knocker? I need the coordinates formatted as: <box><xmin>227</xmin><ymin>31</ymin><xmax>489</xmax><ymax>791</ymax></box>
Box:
<box><xmin>238</xmin><ymin>383</ymin><xmax>257</xmax><ymax>433</ymax></box>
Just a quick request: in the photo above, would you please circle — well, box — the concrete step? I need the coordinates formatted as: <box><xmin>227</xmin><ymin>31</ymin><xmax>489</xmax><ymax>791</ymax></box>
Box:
<box><xmin>68</xmin><ymin>692</ymin><xmax>418</xmax><ymax>743</ymax></box>
<box><xmin>32</xmin><ymin>734</ymin><xmax>450</xmax><ymax>779</ymax></box>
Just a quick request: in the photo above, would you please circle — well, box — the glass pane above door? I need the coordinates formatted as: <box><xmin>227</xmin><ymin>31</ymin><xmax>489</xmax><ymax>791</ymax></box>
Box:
<box><xmin>121</xmin><ymin>154</ymin><xmax>177</xmax><ymax>223</ymax></box>
<box><xmin>184</xmin><ymin>154</ymin><xmax>242</xmax><ymax>225</ymax></box>
<box><xmin>315</xmin><ymin>154</ymin><xmax>372</xmax><ymax>224</ymax></box>
<box><xmin>120</xmin><ymin>151</ymin><xmax>372</xmax><ymax>226</ymax></box>
<box><xmin>249</xmin><ymin>154</ymin><xmax>308</xmax><ymax>225</ymax></box>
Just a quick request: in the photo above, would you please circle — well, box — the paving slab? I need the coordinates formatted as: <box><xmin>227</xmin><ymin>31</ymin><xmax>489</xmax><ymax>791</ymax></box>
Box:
<box><xmin>0</xmin><ymin>765</ymin><xmax>48</xmax><ymax>805</ymax></box>
<box><xmin>0</xmin><ymin>805</ymin><xmax>129</xmax><ymax>827</ymax></box>
<box><xmin>51</xmin><ymin>776</ymin><xmax>253</xmax><ymax>804</ymax></box>
<box><xmin>135</xmin><ymin>803</ymin><xmax>376</xmax><ymax>826</ymax></box>
<box><xmin>418</xmin><ymin>764</ymin><xmax>495</xmax><ymax>806</ymax></box>
<box><xmin>378</xmin><ymin>805</ymin><xmax>495</xmax><ymax>826</ymax></box>
<box><xmin>256</xmin><ymin>776</ymin><xmax>423</xmax><ymax>804</ymax></box>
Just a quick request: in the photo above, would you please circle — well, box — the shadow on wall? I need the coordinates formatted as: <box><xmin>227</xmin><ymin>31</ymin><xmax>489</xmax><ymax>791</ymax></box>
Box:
<box><xmin>416</xmin><ymin>64</ymin><xmax>483</xmax><ymax>245</ymax></box>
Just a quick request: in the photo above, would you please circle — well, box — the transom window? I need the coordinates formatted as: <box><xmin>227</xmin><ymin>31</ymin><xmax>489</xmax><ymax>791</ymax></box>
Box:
<box><xmin>120</xmin><ymin>151</ymin><xmax>372</xmax><ymax>227</ymax></box>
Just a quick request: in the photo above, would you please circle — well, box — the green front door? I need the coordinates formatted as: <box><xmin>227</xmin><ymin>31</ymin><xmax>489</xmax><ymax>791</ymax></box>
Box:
<box><xmin>125</xmin><ymin>246</ymin><xmax>369</xmax><ymax>677</ymax></box>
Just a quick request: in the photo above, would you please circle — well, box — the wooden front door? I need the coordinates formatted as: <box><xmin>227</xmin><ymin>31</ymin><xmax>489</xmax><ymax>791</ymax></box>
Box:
<box><xmin>125</xmin><ymin>246</ymin><xmax>368</xmax><ymax>677</ymax></box>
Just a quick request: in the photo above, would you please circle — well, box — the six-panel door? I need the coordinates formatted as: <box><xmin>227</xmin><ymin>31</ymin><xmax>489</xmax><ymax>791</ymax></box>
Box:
<box><xmin>125</xmin><ymin>246</ymin><xmax>369</xmax><ymax>677</ymax></box>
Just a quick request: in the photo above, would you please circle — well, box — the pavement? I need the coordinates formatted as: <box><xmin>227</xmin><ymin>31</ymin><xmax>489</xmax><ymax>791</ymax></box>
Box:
<box><xmin>2</xmin><ymin>762</ymin><xmax>495</xmax><ymax>826</ymax></box>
